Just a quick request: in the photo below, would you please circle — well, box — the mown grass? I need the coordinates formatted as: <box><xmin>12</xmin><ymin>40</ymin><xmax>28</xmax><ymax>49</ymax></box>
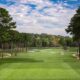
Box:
<box><xmin>0</xmin><ymin>47</ymin><xmax>80</xmax><ymax>80</ymax></box>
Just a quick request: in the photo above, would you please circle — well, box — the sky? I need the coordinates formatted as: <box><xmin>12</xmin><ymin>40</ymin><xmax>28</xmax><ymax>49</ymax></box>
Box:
<box><xmin>0</xmin><ymin>0</ymin><xmax>80</xmax><ymax>36</ymax></box>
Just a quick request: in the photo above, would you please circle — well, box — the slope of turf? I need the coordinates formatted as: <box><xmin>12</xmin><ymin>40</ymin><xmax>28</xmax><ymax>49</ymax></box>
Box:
<box><xmin>0</xmin><ymin>48</ymin><xmax>80</xmax><ymax>80</ymax></box>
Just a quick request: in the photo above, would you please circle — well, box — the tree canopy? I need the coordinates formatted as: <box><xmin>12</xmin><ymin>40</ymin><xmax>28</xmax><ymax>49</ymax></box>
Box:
<box><xmin>0</xmin><ymin>7</ymin><xmax>16</xmax><ymax>43</ymax></box>
<box><xmin>66</xmin><ymin>6</ymin><xmax>80</xmax><ymax>59</ymax></box>
<box><xmin>66</xmin><ymin>7</ymin><xmax>80</xmax><ymax>41</ymax></box>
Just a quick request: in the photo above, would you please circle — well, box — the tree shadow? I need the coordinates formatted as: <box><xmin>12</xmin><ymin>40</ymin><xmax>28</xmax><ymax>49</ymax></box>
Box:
<box><xmin>0</xmin><ymin>57</ymin><xmax>43</xmax><ymax>64</ymax></box>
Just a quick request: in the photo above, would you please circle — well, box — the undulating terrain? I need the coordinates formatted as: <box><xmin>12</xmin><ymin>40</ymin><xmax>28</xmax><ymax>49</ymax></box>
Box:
<box><xmin>0</xmin><ymin>48</ymin><xmax>80</xmax><ymax>80</ymax></box>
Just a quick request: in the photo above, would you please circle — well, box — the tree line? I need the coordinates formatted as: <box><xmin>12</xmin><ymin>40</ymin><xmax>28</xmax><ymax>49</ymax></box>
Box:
<box><xmin>0</xmin><ymin>7</ymin><xmax>78</xmax><ymax>58</ymax></box>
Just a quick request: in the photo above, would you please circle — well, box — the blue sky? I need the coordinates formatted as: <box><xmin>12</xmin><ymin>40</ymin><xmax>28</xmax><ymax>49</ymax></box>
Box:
<box><xmin>0</xmin><ymin>0</ymin><xmax>80</xmax><ymax>36</ymax></box>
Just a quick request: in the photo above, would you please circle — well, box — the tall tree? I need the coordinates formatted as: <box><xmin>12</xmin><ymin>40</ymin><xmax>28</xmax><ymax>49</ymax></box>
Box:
<box><xmin>0</xmin><ymin>7</ymin><xmax>16</xmax><ymax>57</ymax></box>
<box><xmin>0</xmin><ymin>7</ymin><xmax>16</xmax><ymax>43</ymax></box>
<box><xmin>66</xmin><ymin>7</ymin><xmax>80</xmax><ymax>59</ymax></box>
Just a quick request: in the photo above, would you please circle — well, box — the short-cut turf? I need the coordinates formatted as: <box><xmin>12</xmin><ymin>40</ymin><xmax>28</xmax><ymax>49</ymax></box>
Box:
<box><xmin>0</xmin><ymin>48</ymin><xmax>80</xmax><ymax>80</ymax></box>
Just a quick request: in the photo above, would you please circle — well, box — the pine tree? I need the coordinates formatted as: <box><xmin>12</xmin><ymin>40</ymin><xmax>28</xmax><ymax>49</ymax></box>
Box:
<box><xmin>66</xmin><ymin>6</ymin><xmax>80</xmax><ymax>59</ymax></box>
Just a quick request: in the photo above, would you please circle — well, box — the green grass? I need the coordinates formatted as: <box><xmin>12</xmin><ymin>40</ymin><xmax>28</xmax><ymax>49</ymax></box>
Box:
<box><xmin>0</xmin><ymin>48</ymin><xmax>80</xmax><ymax>80</ymax></box>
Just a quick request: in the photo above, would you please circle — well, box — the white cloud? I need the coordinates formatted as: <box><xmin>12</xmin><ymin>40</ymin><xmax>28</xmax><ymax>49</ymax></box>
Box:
<box><xmin>0</xmin><ymin>0</ymin><xmax>76</xmax><ymax>36</ymax></box>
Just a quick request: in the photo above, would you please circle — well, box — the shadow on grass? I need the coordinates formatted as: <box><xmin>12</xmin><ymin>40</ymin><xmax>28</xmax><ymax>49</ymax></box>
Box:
<box><xmin>0</xmin><ymin>58</ymin><xmax>43</xmax><ymax>63</ymax></box>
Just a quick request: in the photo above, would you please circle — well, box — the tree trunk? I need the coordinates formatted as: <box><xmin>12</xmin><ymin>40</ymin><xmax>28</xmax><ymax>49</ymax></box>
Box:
<box><xmin>10</xmin><ymin>42</ymin><xmax>13</xmax><ymax>56</ymax></box>
<box><xmin>1</xmin><ymin>43</ymin><xmax>4</xmax><ymax>59</ymax></box>
<box><xmin>78</xmin><ymin>42</ymin><xmax>80</xmax><ymax>59</ymax></box>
